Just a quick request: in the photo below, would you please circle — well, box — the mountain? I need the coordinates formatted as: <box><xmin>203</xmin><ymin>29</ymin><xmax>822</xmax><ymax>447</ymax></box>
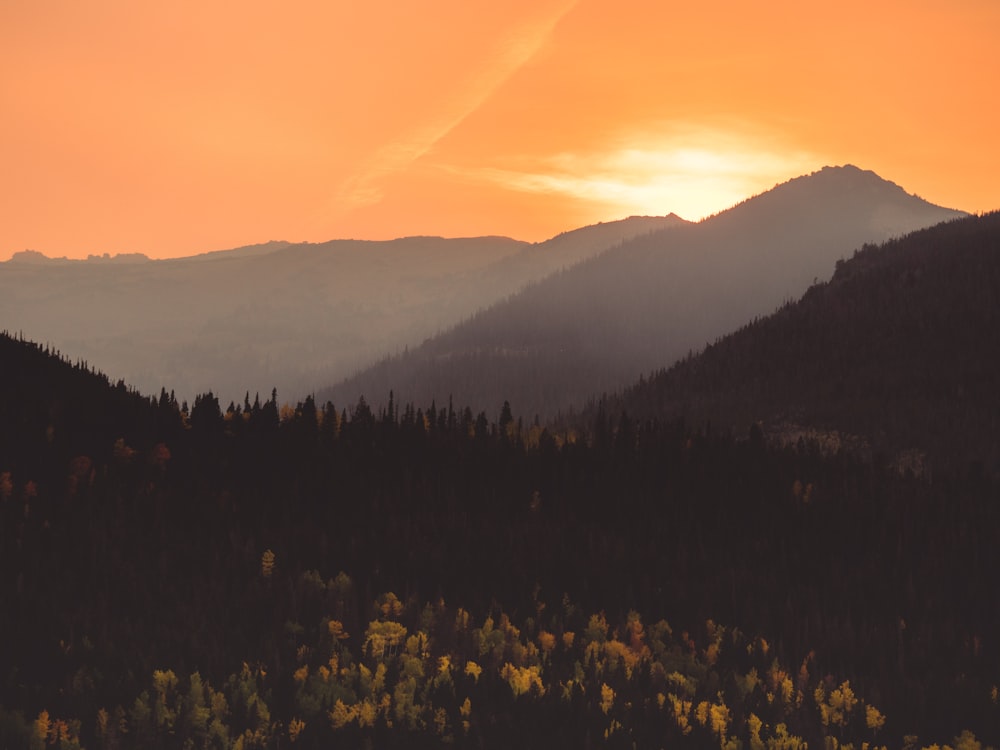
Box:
<box><xmin>0</xmin><ymin>216</ymin><xmax>682</xmax><ymax>406</ymax></box>
<box><xmin>606</xmin><ymin>211</ymin><xmax>1000</xmax><ymax>477</ymax></box>
<box><xmin>319</xmin><ymin>166</ymin><xmax>967</xmax><ymax>419</ymax></box>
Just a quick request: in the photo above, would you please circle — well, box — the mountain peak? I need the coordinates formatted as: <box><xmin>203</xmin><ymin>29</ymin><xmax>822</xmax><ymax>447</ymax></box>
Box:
<box><xmin>708</xmin><ymin>164</ymin><xmax>966</xmax><ymax>234</ymax></box>
<box><xmin>814</xmin><ymin>163</ymin><xmax>903</xmax><ymax>188</ymax></box>
<box><xmin>785</xmin><ymin>164</ymin><xmax>906</xmax><ymax>193</ymax></box>
<box><xmin>7</xmin><ymin>249</ymin><xmax>58</xmax><ymax>264</ymax></box>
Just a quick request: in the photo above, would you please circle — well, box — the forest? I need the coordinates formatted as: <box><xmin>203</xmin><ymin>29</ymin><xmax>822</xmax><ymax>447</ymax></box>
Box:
<box><xmin>1</xmin><ymin>213</ymin><xmax>999</xmax><ymax>749</ymax></box>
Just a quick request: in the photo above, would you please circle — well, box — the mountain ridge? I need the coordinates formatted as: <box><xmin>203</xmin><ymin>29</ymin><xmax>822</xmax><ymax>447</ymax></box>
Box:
<box><xmin>319</xmin><ymin>165</ymin><xmax>967</xmax><ymax>419</ymax></box>
<box><xmin>0</xmin><ymin>215</ymin><xmax>682</xmax><ymax>405</ymax></box>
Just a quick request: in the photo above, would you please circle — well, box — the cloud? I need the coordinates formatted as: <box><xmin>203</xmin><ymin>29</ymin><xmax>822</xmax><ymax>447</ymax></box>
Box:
<box><xmin>445</xmin><ymin>128</ymin><xmax>822</xmax><ymax>220</ymax></box>
<box><xmin>330</xmin><ymin>0</ymin><xmax>578</xmax><ymax>217</ymax></box>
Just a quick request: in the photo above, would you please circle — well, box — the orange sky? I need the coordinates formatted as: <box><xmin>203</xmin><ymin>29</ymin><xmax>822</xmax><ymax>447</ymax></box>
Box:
<box><xmin>2</xmin><ymin>0</ymin><xmax>998</xmax><ymax>260</ymax></box>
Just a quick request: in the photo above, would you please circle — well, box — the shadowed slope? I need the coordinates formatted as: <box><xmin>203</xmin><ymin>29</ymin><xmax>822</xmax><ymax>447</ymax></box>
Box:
<box><xmin>608</xmin><ymin>211</ymin><xmax>1000</xmax><ymax>476</ymax></box>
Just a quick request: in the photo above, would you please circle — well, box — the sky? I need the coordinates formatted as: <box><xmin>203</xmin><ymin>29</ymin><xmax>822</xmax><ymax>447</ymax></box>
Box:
<box><xmin>2</xmin><ymin>0</ymin><xmax>998</xmax><ymax>260</ymax></box>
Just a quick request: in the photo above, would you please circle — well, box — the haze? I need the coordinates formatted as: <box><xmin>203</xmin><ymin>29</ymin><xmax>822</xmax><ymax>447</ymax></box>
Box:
<box><xmin>2</xmin><ymin>0</ymin><xmax>998</xmax><ymax>260</ymax></box>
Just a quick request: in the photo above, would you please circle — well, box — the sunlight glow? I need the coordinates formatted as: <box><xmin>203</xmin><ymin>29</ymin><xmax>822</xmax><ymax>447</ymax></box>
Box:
<box><xmin>446</xmin><ymin>132</ymin><xmax>821</xmax><ymax>221</ymax></box>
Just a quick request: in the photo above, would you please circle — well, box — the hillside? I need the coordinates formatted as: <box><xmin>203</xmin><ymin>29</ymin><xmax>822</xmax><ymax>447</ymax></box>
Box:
<box><xmin>0</xmin><ymin>216</ymin><xmax>682</xmax><ymax>406</ymax></box>
<box><xmin>0</xmin><ymin>333</ymin><xmax>173</xmax><ymax>476</ymax></box>
<box><xmin>1</xmin><ymin>331</ymin><xmax>998</xmax><ymax>748</ymax></box>
<box><xmin>608</xmin><ymin>211</ymin><xmax>1000</xmax><ymax>477</ymax></box>
<box><xmin>320</xmin><ymin>166</ymin><xmax>967</xmax><ymax>419</ymax></box>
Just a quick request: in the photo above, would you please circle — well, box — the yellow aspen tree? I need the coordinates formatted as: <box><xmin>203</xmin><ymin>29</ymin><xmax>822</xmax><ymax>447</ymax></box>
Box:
<box><xmin>768</xmin><ymin>723</ymin><xmax>807</xmax><ymax>750</ymax></box>
<box><xmin>464</xmin><ymin>661</ymin><xmax>482</xmax><ymax>683</ymax></box>
<box><xmin>261</xmin><ymin>549</ymin><xmax>276</xmax><ymax>578</ymax></box>
<box><xmin>434</xmin><ymin>707</ymin><xmax>448</xmax><ymax>736</ymax></box>
<box><xmin>749</xmin><ymin>713</ymin><xmax>766</xmax><ymax>750</ymax></box>
<box><xmin>327</xmin><ymin>620</ymin><xmax>349</xmax><ymax>640</ymax></box>
<box><xmin>329</xmin><ymin>700</ymin><xmax>352</xmax><ymax>730</ymax></box>
<box><xmin>604</xmin><ymin>719</ymin><xmax>623</xmax><ymax>739</ymax></box>
<box><xmin>364</xmin><ymin>620</ymin><xmax>408</xmax><ymax>659</ymax></box>
<box><xmin>561</xmin><ymin>680</ymin><xmax>577</xmax><ymax>702</ymax></box>
<box><xmin>373</xmin><ymin>663</ymin><xmax>388</xmax><ymax>694</ymax></box>
<box><xmin>584</xmin><ymin>613</ymin><xmax>609</xmax><ymax>645</ymax></box>
<box><xmin>706</xmin><ymin>642</ymin><xmax>720</xmax><ymax>667</ymax></box>
<box><xmin>952</xmin><ymin>730</ymin><xmax>984</xmax><ymax>750</ymax></box>
<box><xmin>459</xmin><ymin>697</ymin><xmax>472</xmax><ymax>734</ymax></box>
<box><xmin>376</xmin><ymin>592</ymin><xmax>404</xmax><ymax>619</ymax></box>
<box><xmin>696</xmin><ymin>701</ymin><xmax>711</xmax><ymax>727</ymax></box>
<box><xmin>500</xmin><ymin>663</ymin><xmax>544</xmax><ymax>697</ymax></box>
<box><xmin>668</xmin><ymin>694</ymin><xmax>693</xmax><ymax>735</ymax></box>
<box><xmin>437</xmin><ymin>655</ymin><xmax>452</xmax><ymax>678</ymax></box>
<box><xmin>357</xmin><ymin>700</ymin><xmax>376</xmax><ymax>728</ymax></box>
<box><xmin>288</xmin><ymin>718</ymin><xmax>305</xmax><ymax>743</ymax></box>
<box><xmin>600</xmin><ymin>683</ymin><xmax>615</xmax><ymax>714</ymax></box>
<box><xmin>50</xmin><ymin>719</ymin><xmax>72</xmax><ymax>744</ymax></box>
<box><xmin>34</xmin><ymin>710</ymin><xmax>50</xmax><ymax>742</ymax></box>
<box><xmin>709</xmin><ymin>703</ymin><xmax>730</xmax><ymax>744</ymax></box>
<box><xmin>538</xmin><ymin>630</ymin><xmax>556</xmax><ymax>655</ymax></box>
<box><xmin>865</xmin><ymin>704</ymin><xmax>887</xmax><ymax>734</ymax></box>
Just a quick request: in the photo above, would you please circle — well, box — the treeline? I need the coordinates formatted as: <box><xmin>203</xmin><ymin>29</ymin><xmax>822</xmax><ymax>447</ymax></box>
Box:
<box><xmin>1</xmin><ymin>333</ymin><xmax>999</xmax><ymax>747</ymax></box>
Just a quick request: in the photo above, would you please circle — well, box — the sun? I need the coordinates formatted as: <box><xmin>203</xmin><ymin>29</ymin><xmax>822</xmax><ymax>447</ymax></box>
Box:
<box><xmin>453</xmin><ymin>128</ymin><xmax>823</xmax><ymax>222</ymax></box>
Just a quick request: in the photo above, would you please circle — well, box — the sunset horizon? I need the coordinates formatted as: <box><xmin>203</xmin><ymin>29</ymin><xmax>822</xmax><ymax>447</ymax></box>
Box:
<box><xmin>3</xmin><ymin>0</ymin><xmax>998</xmax><ymax>260</ymax></box>
<box><xmin>2</xmin><ymin>162</ymin><xmax>972</xmax><ymax>263</ymax></box>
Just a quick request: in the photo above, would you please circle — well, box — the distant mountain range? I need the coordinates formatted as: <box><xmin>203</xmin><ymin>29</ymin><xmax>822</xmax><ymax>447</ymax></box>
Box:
<box><xmin>319</xmin><ymin>165</ymin><xmax>967</xmax><ymax>419</ymax></box>
<box><xmin>0</xmin><ymin>216</ymin><xmax>683</xmax><ymax>405</ymax></box>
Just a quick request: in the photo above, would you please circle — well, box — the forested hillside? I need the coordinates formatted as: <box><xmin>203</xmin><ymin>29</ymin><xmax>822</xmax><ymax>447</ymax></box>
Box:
<box><xmin>1</xmin><ymin>332</ymin><xmax>997</xmax><ymax>749</ymax></box>
<box><xmin>322</xmin><ymin>166</ymin><xmax>967</xmax><ymax>419</ymax></box>
<box><xmin>607</xmin><ymin>211</ymin><xmax>1000</xmax><ymax>478</ymax></box>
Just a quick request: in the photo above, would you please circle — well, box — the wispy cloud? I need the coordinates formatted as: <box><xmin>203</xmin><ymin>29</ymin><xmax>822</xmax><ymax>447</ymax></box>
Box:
<box><xmin>446</xmin><ymin>128</ymin><xmax>822</xmax><ymax>220</ymax></box>
<box><xmin>330</xmin><ymin>1</ymin><xmax>578</xmax><ymax>217</ymax></box>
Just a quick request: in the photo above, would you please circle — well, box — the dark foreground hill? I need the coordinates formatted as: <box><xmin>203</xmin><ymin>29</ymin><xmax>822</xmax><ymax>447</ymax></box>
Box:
<box><xmin>1</xmin><ymin>331</ymin><xmax>998</xmax><ymax>748</ymax></box>
<box><xmin>608</xmin><ymin>211</ymin><xmax>1000</xmax><ymax>478</ymax></box>
<box><xmin>321</xmin><ymin>166</ymin><xmax>966</xmax><ymax>420</ymax></box>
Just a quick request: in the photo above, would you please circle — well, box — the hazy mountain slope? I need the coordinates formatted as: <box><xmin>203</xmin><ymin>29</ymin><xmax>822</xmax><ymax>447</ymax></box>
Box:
<box><xmin>321</xmin><ymin>166</ymin><xmax>967</xmax><ymax>418</ymax></box>
<box><xmin>0</xmin><ymin>216</ymin><xmax>679</xmax><ymax>405</ymax></box>
<box><xmin>477</xmin><ymin>214</ymin><xmax>689</xmax><ymax>291</ymax></box>
<box><xmin>0</xmin><ymin>236</ymin><xmax>524</xmax><ymax>403</ymax></box>
<box><xmin>609</xmin><ymin>211</ymin><xmax>1000</xmax><ymax>475</ymax></box>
